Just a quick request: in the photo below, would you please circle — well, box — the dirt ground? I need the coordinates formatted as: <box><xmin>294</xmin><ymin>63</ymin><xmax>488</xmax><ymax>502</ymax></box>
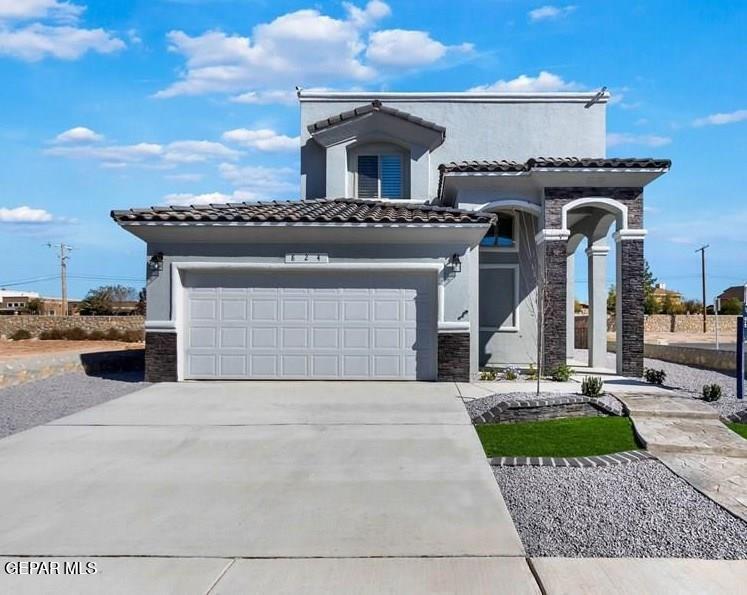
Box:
<box><xmin>0</xmin><ymin>339</ymin><xmax>144</xmax><ymax>360</ymax></box>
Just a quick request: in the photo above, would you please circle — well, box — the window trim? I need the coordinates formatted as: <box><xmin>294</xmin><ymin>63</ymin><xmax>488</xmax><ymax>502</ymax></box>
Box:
<box><xmin>478</xmin><ymin>263</ymin><xmax>520</xmax><ymax>332</ymax></box>
<box><xmin>479</xmin><ymin>212</ymin><xmax>519</xmax><ymax>253</ymax></box>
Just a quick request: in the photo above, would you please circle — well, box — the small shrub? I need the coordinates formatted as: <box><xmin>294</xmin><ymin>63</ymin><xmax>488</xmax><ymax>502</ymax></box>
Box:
<box><xmin>121</xmin><ymin>329</ymin><xmax>144</xmax><ymax>343</ymax></box>
<box><xmin>88</xmin><ymin>330</ymin><xmax>106</xmax><ymax>341</ymax></box>
<box><xmin>581</xmin><ymin>376</ymin><xmax>604</xmax><ymax>397</ymax></box>
<box><xmin>526</xmin><ymin>363</ymin><xmax>538</xmax><ymax>380</ymax></box>
<box><xmin>550</xmin><ymin>363</ymin><xmax>573</xmax><ymax>382</ymax></box>
<box><xmin>644</xmin><ymin>368</ymin><xmax>667</xmax><ymax>385</ymax></box>
<box><xmin>503</xmin><ymin>366</ymin><xmax>519</xmax><ymax>381</ymax></box>
<box><xmin>39</xmin><ymin>329</ymin><xmax>65</xmax><ymax>340</ymax></box>
<box><xmin>10</xmin><ymin>329</ymin><xmax>32</xmax><ymax>341</ymax></box>
<box><xmin>702</xmin><ymin>384</ymin><xmax>722</xmax><ymax>402</ymax></box>
<box><xmin>479</xmin><ymin>368</ymin><xmax>497</xmax><ymax>381</ymax></box>
<box><xmin>62</xmin><ymin>327</ymin><xmax>89</xmax><ymax>341</ymax></box>
<box><xmin>104</xmin><ymin>327</ymin><xmax>125</xmax><ymax>341</ymax></box>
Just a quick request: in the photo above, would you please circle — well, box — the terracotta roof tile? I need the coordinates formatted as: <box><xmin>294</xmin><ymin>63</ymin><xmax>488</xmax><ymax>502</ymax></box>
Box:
<box><xmin>439</xmin><ymin>157</ymin><xmax>671</xmax><ymax>173</ymax></box>
<box><xmin>308</xmin><ymin>100</ymin><xmax>446</xmax><ymax>135</ymax></box>
<box><xmin>111</xmin><ymin>198</ymin><xmax>494</xmax><ymax>225</ymax></box>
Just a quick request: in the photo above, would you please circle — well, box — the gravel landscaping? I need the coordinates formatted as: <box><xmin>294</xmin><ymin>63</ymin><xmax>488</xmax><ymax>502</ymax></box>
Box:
<box><xmin>575</xmin><ymin>348</ymin><xmax>747</xmax><ymax>419</ymax></box>
<box><xmin>0</xmin><ymin>371</ymin><xmax>149</xmax><ymax>439</ymax></box>
<box><xmin>494</xmin><ymin>460</ymin><xmax>747</xmax><ymax>559</ymax></box>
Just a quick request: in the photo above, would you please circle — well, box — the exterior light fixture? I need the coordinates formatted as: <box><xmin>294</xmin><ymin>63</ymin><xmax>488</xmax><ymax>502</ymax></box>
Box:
<box><xmin>148</xmin><ymin>252</ymin><xmax>164</xmax><ymax>274</ymax></box>
<box><xmin>448</xmin><ymin>253</ymin><xmax>462</xmax><ymax>273</ymax></box>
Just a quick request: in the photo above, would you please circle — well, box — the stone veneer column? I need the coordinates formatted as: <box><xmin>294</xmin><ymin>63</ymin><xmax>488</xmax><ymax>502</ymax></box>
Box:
<box><xmin>615</xmin><ymin>231</ymin><xmax>646</xmax><ymax>376</ymax></box>
<box><xmin>144</xmin><ymin>331</ymin><xmax>177</xmax><ymax>382</ymax></box>
<box><xmin>587</xmin><ymin>242</ymin><xmax>610</xmax><ymax>369</ymax></box>
<box><xmin>437</xmin><ymin>332</ymin><xmax>470</xmax><ymax>381</ymax></box>
<box><xmin>538</xmin><ymin>231</ymin><xmax>569</xmax><ymax>372</ymax></box>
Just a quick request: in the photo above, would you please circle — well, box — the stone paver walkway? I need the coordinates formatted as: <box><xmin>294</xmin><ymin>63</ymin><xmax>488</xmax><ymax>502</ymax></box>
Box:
<box><xmin>617</xmin><ymin>392</ymin><xmax>747</xmax><ymax>521</ymax></box>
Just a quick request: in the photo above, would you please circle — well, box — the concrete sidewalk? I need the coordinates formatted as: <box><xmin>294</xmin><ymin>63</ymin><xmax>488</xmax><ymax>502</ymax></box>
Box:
<box><xmin>0</xmin><ymin>381</ymin><xmax>532</xmax><ymax>593</ymax></box>
<box><xmin>618</xmin><ymin>393</ymin><xmax>747</xmax><ymax>521</ymax></box>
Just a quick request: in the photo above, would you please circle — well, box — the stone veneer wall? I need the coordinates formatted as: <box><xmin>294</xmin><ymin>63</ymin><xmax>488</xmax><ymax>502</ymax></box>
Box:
<box><xmin>0</xmin><ymin>315</ymin><xmax>144</xmax><ymax>338</ymax></box>
<box><xmin>437</xmin><ymin>332</ymin><xmax>470</xmax><ymax>381</ymax></box>
<box><xmin>576</xmin><ymin>315</ymin><xmax>741</xmax><ymax>342</ymax></box>
<box><xmin>144</xmin><ymin>332</ymin><xmax>177</xmax><ymax>382</ymax></box>
<box><xmin>618</xmin><ymin>240</ymin><xmax>645</xmax><ymax>377</ymax></box>
<box><xmin>542</xmin><ymin>241</ymin><xmax>567</xmax><ymax>371</ymax></box>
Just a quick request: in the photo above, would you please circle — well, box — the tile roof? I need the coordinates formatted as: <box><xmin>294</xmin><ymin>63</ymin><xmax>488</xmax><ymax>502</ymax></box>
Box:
<box><xmin>307</xmin><ymin>100</ymin><xmax>446</xmax><ymax>136</ymax></box>
<box><xmin>111</xmin><ymin>198</ymin><xmax>495</xmax><ymax>225</ymax></box>
<box><xmin>439</xmin><ymin>157</ymin><xmax>671</xmax><ymax>173</ymax></box>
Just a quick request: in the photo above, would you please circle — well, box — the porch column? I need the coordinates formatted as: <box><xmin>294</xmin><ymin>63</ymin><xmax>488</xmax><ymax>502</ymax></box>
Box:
<box><xmin>587</xmin><ymin>242</ymin><xmax>610</xmax><ymax>369</ymax></box>
<box><xmin>537</xmin><ymin>230</ymin><xmax>569</xmax><ymax>372</ymax></box>
<box><xmin>615</xmin><ymin>230</ymin><xmax>646</xmax><ymax>376</ymax></box>
<box><xmin>566</xmin><ymin>252</ymin><xmax>575</xmax><ymax>357</ymax></box>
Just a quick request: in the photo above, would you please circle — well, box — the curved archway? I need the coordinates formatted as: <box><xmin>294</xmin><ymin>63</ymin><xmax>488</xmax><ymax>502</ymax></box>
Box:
<box><xmin>561</xmin><ymin>197</ymin><xmax>628</xmax><ymax>232</ymax></box>
<box><xmin>478</xmin><ymin>199</ymin><xmax>541</xmax><ymax>217</ymax></box>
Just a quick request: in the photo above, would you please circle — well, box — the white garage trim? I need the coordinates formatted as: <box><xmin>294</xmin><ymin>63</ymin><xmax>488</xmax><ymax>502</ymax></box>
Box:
<box><xmin>169</xmin><ymin>261</ymin><xmax>445</xmax><ymax>381</ymax></box>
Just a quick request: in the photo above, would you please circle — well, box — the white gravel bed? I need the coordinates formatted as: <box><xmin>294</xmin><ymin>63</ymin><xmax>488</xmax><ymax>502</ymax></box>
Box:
<box><xmin>0</xmin><ymin>370</ymin><xmax>149</xmax><ymax>439</ymax></box>
<box><xmin>465</xmin><ymin>391</ymin><xmax>624</xmax><ymax>419</ymax></box>
<box><xmin>575</xmin><ymin>349</ymin><xmax>747</xmax><ymax>419</ymax></box>
<box><xmin>494</xmin><ymin>460</ymin><xmax>747</xmax><ymax>559</ymax></box>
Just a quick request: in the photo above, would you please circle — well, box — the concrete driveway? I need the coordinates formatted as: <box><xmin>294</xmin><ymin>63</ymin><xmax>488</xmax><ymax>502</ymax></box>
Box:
<box><xmin>0</xmin><ymin>381</ymin><xmax>537</xmax><ymax>594</ymax></box>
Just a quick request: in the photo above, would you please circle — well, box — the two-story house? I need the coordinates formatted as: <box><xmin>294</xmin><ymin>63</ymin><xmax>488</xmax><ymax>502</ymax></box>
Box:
<box><xmin>113</xmin><ymin>91</ymin><xmax>669</xmax><ymax>383</ymax></box>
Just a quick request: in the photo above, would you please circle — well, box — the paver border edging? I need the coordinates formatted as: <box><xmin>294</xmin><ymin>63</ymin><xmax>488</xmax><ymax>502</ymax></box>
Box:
<box><xmin>488</xmin><ymin>450</ymin><xmax>654</xmax><ymax>468</ymax></box>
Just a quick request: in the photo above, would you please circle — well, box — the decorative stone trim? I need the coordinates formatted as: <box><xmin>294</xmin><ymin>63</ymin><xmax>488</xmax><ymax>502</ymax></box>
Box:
<box><xmin>145</xmin><ymin>331</ymin><xmax>177</xmax><ymax>382</ymax></box>
<box><xmin>472</xmin><ymin>394</ymin><xmax>614</xmax><ymax>424</ymax></box>
<box><xmin>489</xmin><ymin>450</ymin><xmax>654</xmax><ymax>468</ymax></box>
<box><xmin>437</xmin><ymin>331</ymin><xmax>470</xmax><ymax>382</ymax></box>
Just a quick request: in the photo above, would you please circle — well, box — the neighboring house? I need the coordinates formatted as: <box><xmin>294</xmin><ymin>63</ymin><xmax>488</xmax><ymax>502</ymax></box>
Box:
<box><xmin>652</xmin><ymin>283</ymin><xmax>683</xmax><ymax>307</ymax></box>
<box><xmin>0</xmin><ymin>290</ymin><xmax>80</xmax><ymax>316</ymax></box>
<box><xmin>0</xmin><ymin>290</ymin><xmax>39</xmax><ymax>315</ymax></box>
<box><xmin>112</xmin><ymin>91</ymin><xmax>670</xmax><ymax>383</ymax></box>
<box><xmin>717</xmin><ymin>286</ymin><xmax>746</xmax><ymax>306</ymax></box>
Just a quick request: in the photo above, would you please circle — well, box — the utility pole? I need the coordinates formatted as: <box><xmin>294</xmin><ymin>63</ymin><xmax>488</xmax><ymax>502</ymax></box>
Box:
<box><xmin>48</xmin><ymin>243</ymin><xmax>72</xmax><ymax>315</ymax></box>
<box><xmin>695</xmin><ymin>245</ymin><xmax>709</xmax><ymax>333</ymax></box>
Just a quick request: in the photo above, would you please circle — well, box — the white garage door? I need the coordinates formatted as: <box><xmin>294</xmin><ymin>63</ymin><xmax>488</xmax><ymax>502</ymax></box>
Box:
<box><xmin>183</xmin><ymin>270</ymin><xmax>437</xmax><ymax>380</ymax></box>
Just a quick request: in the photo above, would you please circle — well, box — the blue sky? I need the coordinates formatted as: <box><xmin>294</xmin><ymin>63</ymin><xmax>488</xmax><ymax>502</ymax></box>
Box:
<box><xmin>0</xmin><ymin>0</ymin><xmax>745</xmax><ymax>301</ymax></box>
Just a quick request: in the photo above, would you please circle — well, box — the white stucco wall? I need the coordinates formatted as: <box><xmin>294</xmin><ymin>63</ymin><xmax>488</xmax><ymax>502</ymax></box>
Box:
<box><xmin>300</xmin><ymin>93</ymin><xmax>607</xmax><ymax>200</ymax></box>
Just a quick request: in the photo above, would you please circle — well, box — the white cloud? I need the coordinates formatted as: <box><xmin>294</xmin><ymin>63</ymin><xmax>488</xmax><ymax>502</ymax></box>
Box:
<box><xmin>468</xmin><ymin>71</ymin><xmax>582</xmax><ymax>93</ymax></box>
<box><xmin>0</xmin><ymin>23</ymin><xmax>124</xmax><ymax>61</ymax></box>
<box><xmin>164</xmin><ymin>190</ymin><xmax>257</xmax><ymax>206</ymax></box>
<box><xmin>692</xmin><ymin>109</ymin><xmax>747</xmax><ymax>127</ymax></box>
<box><xmin>343</xmin><ymin>0</ymin><xmax>390</xmax><ymax>28</ymax></box>
<box><xmin>0</xmin><ymin>0</ymin><xmax>83</xmax><ymax>22</ymax></box>
<box><xmin>163</xmin><ymin>140</ymin><xmax>241</xmax><ymax>163</ymax></box>
<box><xmin>528</xmin><ymin>5</ymin><xmax>577</xmax><ymax>22</ymax></box>
<box><xmin>165</xmin><ymin>172</ymin><xmax>204</xmax><ymax>182</ymax></box>
<box><xmin>45</xmin><ymin>141</ymin><xmax>163</xmax><ymax>166</ymax></box>
<box><xmin>155</xmin><ymin>1</ymin><xmax>470</xmax><ymax>98</ymax></box>
<box><xmin>0</xmin><ymin>205</ymin><xmax>54</xmax><ymax>223</ymax></box>
<box><xmin>607</xmin><ymin>132</ymin><xmax>671</xmax><ymax>148</ymax></box>
<box><xmin>45</xmin><ymin>136</ymin><xmax>240</xmax><ymax>167</ymax></box>
<box><xmin>52</xmin><ymin>126</ymin><xmax>103</xmax><ymax>143</ymax></box>
<box><xmin>219</xmin><ymin>162</ymin><xmax>297</xmax><ymax>196</ymax></box>
<box><xmin>0</xmin><ymin>1</ymin><xmax>124</xmax><ymax>61</ymax></box>
<box><xmin>222</xmin><ymin>128</ymin><xmax>299</xmax><ymax>152</ymax></box>
<box><xmin>229</xmin><ymin>89</ymin><xmax>298</xmax><ymax>105</ymax></box>
<box><xmin>366</xmin><ymin>29</ymin><xmax>472</xmax><ymax>67</ymax></box>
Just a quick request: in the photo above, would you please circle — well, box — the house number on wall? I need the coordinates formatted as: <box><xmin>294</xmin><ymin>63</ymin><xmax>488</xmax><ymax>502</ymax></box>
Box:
<box><xmin>285</xmin><ymin>253</ymin><xmax>329</xmax><ymax>263</ymax></box>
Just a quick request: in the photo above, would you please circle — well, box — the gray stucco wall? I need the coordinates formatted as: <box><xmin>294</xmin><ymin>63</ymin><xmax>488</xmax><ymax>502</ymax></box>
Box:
<box><xmin>478</xmin><ymin>213</ymin><xmax>539</xmax><ymax>366</ymax></box>
<box><xmin>301</xmin><ymin>96</ymin><xmax>606</xmax><ymax>200</ymax></box>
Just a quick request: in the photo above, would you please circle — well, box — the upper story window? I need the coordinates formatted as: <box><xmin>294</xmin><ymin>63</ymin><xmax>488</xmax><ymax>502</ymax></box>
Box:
<box><xmin>356</xmin><ymin>154</ymin><xmax>402</xmax><ymax>199</ymax></box>
<box><xmin>480</xmin><ymin>213</ymin><xmax>515</xmax><ymax>249</ymax></box>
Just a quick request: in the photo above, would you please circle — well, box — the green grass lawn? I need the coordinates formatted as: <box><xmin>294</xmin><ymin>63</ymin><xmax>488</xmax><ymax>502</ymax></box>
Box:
<box><xmin>475</xmin><ymin>416</ymin><xmax>640</xmax><ymax>458</ymax></box>
<box><xmin>726</xmin><ymin>422</ymin><xmax>747</xmax><ymax>440</ymax></box>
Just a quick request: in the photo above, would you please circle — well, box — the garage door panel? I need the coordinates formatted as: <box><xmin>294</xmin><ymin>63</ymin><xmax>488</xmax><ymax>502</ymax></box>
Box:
<box><xmin>185</xmin><ymin>271</ymin><xmax>436</xmax><ymax>380</ymax></box>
